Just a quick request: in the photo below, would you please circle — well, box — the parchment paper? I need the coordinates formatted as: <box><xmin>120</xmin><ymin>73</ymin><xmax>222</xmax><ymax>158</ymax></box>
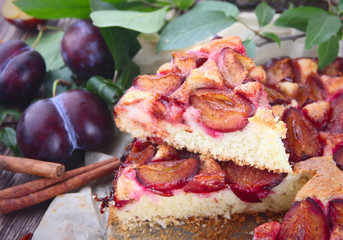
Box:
<box><xmin>33</xmin><ymin>12</ymin><xmax>343</xmax><ymax>240</ymax></box>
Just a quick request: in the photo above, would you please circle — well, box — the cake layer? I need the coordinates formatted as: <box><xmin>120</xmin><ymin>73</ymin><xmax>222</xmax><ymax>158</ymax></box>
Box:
<box><xmin>108</xmin><ymin>172</ymin><xmax>305</xmax><ymax>229</ymax></box>
<box><xmin>107</xmin><ymin>139</ymin><xmax>305</xmax><ymax>230</ymax></box>
<box><xmin>114</xmin><ymin>36</ymin><xmax>291</xmax><ymax>173</ymax></box>
<box><xmin>116</xmin><ymin>105</ymin><xmax>291</xmax><ymax>173</ymax></box>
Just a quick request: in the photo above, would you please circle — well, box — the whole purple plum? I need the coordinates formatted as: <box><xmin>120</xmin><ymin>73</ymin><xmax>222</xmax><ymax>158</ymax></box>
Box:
<box><xmin>16</xmin><ymin>89</ymin><xmax>115</xmax><ymax>165</ymax></box>
<box><xmin>0</xmin><ymin>40</ymin><xmax>45</xmax><ymax>105</ymax></box>
<box><xmin>61</xmin><ymin>19</ymin><xmax>114</xmax><ymax>80</ymax></box>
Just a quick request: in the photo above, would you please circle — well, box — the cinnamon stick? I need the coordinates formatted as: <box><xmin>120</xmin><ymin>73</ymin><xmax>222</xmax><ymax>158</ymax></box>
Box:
<box><xmin>0</xmin><ymin>157</ymin><xmax>119</xmax><ymax>200</ymax></box>
<box><xmin>0</xmin><ymin>155</ymin><xmax>65</xmax><ymax>178</ymax></box>
<box><xmin>0</xmin><ymin>157</ymin><xmax>120</xmax><ymax>214</ymax></box>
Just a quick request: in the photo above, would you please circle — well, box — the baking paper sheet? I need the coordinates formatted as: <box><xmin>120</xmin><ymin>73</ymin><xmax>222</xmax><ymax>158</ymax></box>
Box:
<box><xmin>32</xmin><ymin>13</ymin><xmax>343</xmax><ymax>240</ymax></box>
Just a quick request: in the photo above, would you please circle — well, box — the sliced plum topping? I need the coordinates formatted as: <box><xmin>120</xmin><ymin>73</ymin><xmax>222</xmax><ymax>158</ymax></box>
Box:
<box><xmin>253</xmin><ymin>221</ymin><xmax>280</xmax><ymax>240</ymax></box>
<box><xmin>151</xmin><ymin>144</ymin><xmax>180</xmax><ymax>162</ymax></box>
<box><xmin>319</xmin><ymin>57</ymin><xmax>343</xmax><ymax>76</ymax></box>
<box><xmin>121</xmin><ymin>139</ymin><xmax>156</xmax><ymax>166</ymax></box>
<box><xmin>296</xmin><ymin>75</ymin><xmax>327</xmax><ymax>107</ymax></box>
<box><xmin>136</xmin><ymin>158</ymin><xmax>200</xmax><ymax>195</ymax></box>
<box><xmin>328</xmin><ymin>199</ymin><xmax>343</xmax><ymax>229</ymax></box>
<box><xmin>303</xmin><ymin>101</ymin><xmax>331</xmax><ymax>129</ymax></box>
<box><xmin>264</xmin><ymin>57</ymin><xmax>295</xmax><ymax>85</ymax></box>
<box><xmin>172</xmin><ymin>52</ymin><xmax>196</xmax><ymax>75</ymax></box>
<box><xmin>218</xmin><ymin>48</ymin><xmax>253</xmax><ymax>87</ymax></box>
<box><xmin>184</xmin><ymin>157</ymin><xmax>226</xmax><ymax>193</ymax></box>
<box><xmin>327</xmin><ymin>93</ymin><xmax>343</xmax><ymax>133</ymax></box>
<box><xmin>333</xmin><ymin>145</ymin><xmax>343</xmax><ymax>170</ymax></box>
<box><xmin>278</xmin><ymin>197</ymin><xmax>329</xmax><ymax>240</ymax></box>
<box><xmin>263</xmin><ymin>86</ymin><xmax>289</xmax><ymax>105</ymax></box>
<box><xmin>133</xmin><ymin>72</ymin><xmax>182</xmax><ymax>97</ymax></box>
<box><xmin>222</xmin><ymin>161</ymin><xmax>286</xmax><ymax>203</ymax></box>
<box><xmin>330</xmin><ymin>225</ymin><xmax>343</xmax><ymax>240</ymax></box>
<box><xmin>283</xmin><ymin>107</ymin><xmax>323</xmax><ymax>162</ymax></box>
<box><xmin>190</xmin><ymin>89</ymin><xmax>255</xmax><ymax>132</ymax></box>
<box><xmin>292</xmin><ymin>58</ymin><xmax>318</xmax><ymax>84</ymax></box>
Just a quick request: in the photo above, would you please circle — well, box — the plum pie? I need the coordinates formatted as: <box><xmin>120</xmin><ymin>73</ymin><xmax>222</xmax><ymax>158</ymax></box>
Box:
<box><xmin>108</xmin><ymin>35</ymin><xmax>343</xmax><ymax>238</ymax></box>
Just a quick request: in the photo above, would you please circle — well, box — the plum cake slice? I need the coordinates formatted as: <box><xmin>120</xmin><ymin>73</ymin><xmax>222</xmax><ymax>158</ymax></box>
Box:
<box><xmin>107</xmin><ymin>139</ymin><xmax>305</xmax><ymax>230</ymax></box>
<box><xmin>114</xmin><ymin>36</ymin><xmax>291</xmax><ymax>173</ymax></box>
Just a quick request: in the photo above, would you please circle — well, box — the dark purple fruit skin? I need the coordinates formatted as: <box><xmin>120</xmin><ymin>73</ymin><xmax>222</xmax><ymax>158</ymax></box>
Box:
<box><xmin>16</xmin><ymin>99</ymin><xmax>73</xmax><ymax>163</ymax></box>
<box><xmin>53</xmin><ymin>90</ymin><xmax>115</xmax><ymax>150</ymax></box>
<box><xmin>61</xmin><ymin>20</ymin><xmax>114</xmax><ymax>80</ymax></box>
<box><xmin>0</xmin><ymin>40</ymin><xmax>45</xmax><ymax>105</ymax></box>
<box><xmin>16</xmin><ymin>89</ymin><xmax>115</xmax><ymax>164</ymax></box>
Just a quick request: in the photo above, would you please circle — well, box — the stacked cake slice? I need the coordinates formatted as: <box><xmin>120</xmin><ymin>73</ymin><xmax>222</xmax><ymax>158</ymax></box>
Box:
<box><xmin>114</xmin><ymin>36</ymin><xmax>291</xmax><ymax>174</ymax></box>
<box><xmin>108</xmin><ymin>36</ymin><xmax>301</xmax><ymax>231</ymax></box>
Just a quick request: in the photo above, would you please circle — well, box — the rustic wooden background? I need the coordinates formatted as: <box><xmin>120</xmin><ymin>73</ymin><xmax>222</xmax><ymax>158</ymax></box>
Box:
<box><xmin>0</xmin><ymin>1</ymin><xmax>74</xmax><ymax>239</ymax></box>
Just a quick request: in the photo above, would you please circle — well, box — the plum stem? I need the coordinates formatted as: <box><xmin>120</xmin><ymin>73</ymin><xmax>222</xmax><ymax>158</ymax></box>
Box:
<box><xmin>31</xmin><ymin>27</ymin><xmax>44</xmax><ymax>49</ymax></box>
<box><xmin>52</xmin><ymin>79</ymin><xmax>72</xmax><ymax>97</ymax></box>
<box><xmin>327</xmin><ymin>0</ymin><xmax>334</xmax><ymax>14</ymax></box>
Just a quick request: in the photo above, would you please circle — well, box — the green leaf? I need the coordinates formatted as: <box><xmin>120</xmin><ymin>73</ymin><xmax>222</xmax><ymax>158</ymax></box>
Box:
<box><xmin>86</xmin><ymin>76</ymin><xmax>123</xmax><ymax>105</ymax></box>
<box><xmin>255</xmin><ymin>2</ymin><xmax>275</xmax><ymax>27</ymax></box>
<box><xmin>242</xmin><ymin>39</ymin><xmax>256</xmax><ymax>58</ymax></box>
<box><xmin>0</xmin><ymin>127</ymin><xmax>19</xmax><ymax>155</ymax></box>
<box><xmin>25</xmin><ymin>31</ymin><xmax>65</xmax><ymax>71</ymax></box>
<box><xmin>261</xmin><ymin>32</ymin><xmax>281</xmax><ymax>46</ymax></box>
<box><xmin>157</xmin><ymin>11</ymin><xmax>236</xmax><ymax>51</ymax></box>
<box><xmin>338</xmin><ymin>0</ymin><xmax>343</xmax><ymax>13</ymax></box>
<box><xmin>192</xmin><ymin>1</ymin><xmax>239</xmax><ymax>17</ymax></box>
<box><xmin>14</xmin><ymin>0</ymin><xmax>91</xmax><ymax>19</ymax></box>
<box><xmin>305</xmin><ymin>12</ymin><xmax>341</xmax><ymax>50</ymax></box>
<box><xmin>337</xmin><ymin>30</ymin><xmax>343</xmax><ymax>40</ymax></box>
<box><xmin>90</xmin><ymin>0</ymin><xmax>116</xmax><ymax>11</ymax></box>
<box><xmin>0</xmin><ymin>110</ymin><xmax>22</xmax><ymax>123</ymax></box>
<box><xmin>174</xmin><ymin>0</ymin><xmax>194</xmax><ymax>11</ymax></box>
<box><xmin>99</xmin><ymin>27</ymin><xmax>140</xmax><ymax>71</ymax></box>
<box><xmin>275</xmin><ymin>6</ymin><xmax>326</xmax><ymax>32</ymax></box>
<box><xmin>91</xmin><ymin>8</ymin><xmax>167</xmax><ymax>33</ymax></box>
<box><xmin>115</xmin><ymin>57</ymin><xmax>140</xmax><ymax>90</ymax></box>
<box><xmin>44</xmin><ymin>66</ymin><xmax>75</xmax><ymax>97</ymax></box>
<box><xmin>318</xmin><ymin>35</ymin><xmax>339</xmax><ymax>70</ymax></box>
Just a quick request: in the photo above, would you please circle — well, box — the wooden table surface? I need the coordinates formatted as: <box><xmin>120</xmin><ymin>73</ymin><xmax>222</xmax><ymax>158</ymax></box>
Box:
<box><xmin>0</xmin><ymin>1</ymin><xmax>74</xmax><ymax>239</ymax></box>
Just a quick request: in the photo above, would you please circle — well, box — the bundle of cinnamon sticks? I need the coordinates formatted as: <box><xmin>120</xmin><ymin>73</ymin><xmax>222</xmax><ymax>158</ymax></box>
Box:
<box><xmin>0</xmin><ymin>156</ymin><xmax>120</xmax><ymax>214</ymax></box>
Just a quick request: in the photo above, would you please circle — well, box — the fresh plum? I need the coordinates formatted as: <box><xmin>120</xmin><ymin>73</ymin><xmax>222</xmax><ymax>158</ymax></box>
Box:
<box><xmin>61</xmin><ymin>19</ymin><xmax>114</xmax><ymax>80</ymax></box>
<box><xmin>283</xmin><ymin>107</ymin><xmax>323</xmax><ymax>162</ymax></box>
<box><xmin>190</xmin><ymin>89</ymin><xmax>255</xmax><ymax>132</ymax></box>
<box><xmin>16</xmin><ymin>89</ymin><xmax>115</xmax><ymax>165</ymax></box>
<box><xmin>222</xmin><ymin>161</ymin><xmax>286</xmax><ymax>202</ymax></box>
<box><xmin>278</xmin><ymin>197</ymin><xmax>329</xmax><ymax>240</ymax></box>
<box><xmin>0</xmin><ymin>40</ymin><xmax>45</xmax><ymax>105</ymax></box>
